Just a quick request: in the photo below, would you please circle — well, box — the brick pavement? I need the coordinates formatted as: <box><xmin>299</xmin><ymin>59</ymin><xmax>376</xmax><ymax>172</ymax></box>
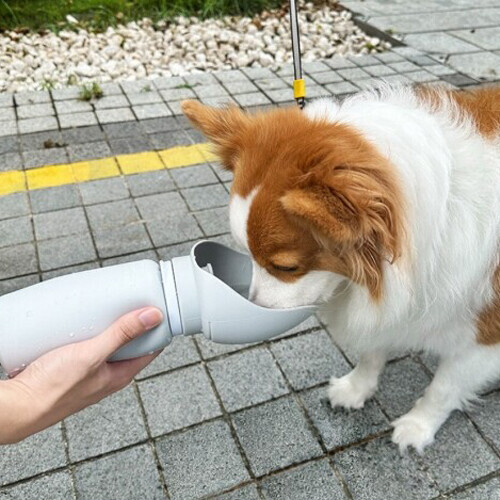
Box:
<box><xmin>0</xmin><ymin>2</ymin><xmax>500</xmax><ymax>498</ymax></box>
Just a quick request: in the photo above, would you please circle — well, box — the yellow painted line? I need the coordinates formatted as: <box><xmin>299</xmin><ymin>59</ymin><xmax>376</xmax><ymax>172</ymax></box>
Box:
<box><xmin>0</xmin><ymin>142</ymin><xmax>218</xmax><ymax>197</ymax></box>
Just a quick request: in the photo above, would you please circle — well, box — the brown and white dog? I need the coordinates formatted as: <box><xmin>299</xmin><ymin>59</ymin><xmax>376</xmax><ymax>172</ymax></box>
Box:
<box><xmin>182</xmin><ymin>84</ymin><xmax>500</xmax><ymax>452</ymax></box>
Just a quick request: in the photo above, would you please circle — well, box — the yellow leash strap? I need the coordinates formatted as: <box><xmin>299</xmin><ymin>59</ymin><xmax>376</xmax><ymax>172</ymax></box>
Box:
<box><xmin>289</xmin><ymin>0</ymin><xmax>306</xmax><ymax>109</ymax></box>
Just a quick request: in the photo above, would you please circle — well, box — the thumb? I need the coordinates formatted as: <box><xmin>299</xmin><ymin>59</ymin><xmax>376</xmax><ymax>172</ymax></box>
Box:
<box><xmin>87</xmin><ymin>307</ymin><xmax>164</xmax><ymax>361</ymax></box>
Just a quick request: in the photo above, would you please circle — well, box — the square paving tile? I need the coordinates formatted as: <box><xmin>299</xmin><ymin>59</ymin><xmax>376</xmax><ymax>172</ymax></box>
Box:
<box><xmin>140</xmin><ymin>116</ymin><xmax>181</xmax><ymax>134</ymax></box>
<box><xmin>103</xmin><ymin>121</ymin><xmax>145</xmax><ymax>139</ymax></box>
<box><xmin>270</xmin><ymin>330</ymin><xmax>350</xmax><ymax>390</ymax></box>
<box><xmin>195</xmin><ymin>84</ymin><xmax>229</xmax><ymax>98</ymax></box>
<box><xmin>86</xmin><ymin>199</ymin><xmax>140</xmax><ymax>229</ymax></box>
<box><xmin>127</xmin><ymin>90</ymin><xmax>163</xmax><ymax>105</ymax></box>
<box><xmin>61</xmin><ymin>125</ymin><xmax>104</xmax><ymax>144</ymax></box>
<box><xmin>33</xmin><ymin>207</ymin><xmax>88</xmax><ymax>240</ymax></box>
<box><xmin>215</xmin><ymin>484</ymin><xmax>261</xmax><ymax>500</ymax></box>
<box><xmin>0</xmin><ymin>471</ymin><xmax>73</xmax><ymax>499</ymax></box>
<box><xmin>96</xmin><ymin>107</ymin><xmax>135</xmax><ymax>124</ymax></box>
<box><xmin>42</xmin><ymin>261</ymin><xmax>99</xmax><ymax>280</ymax></box>
<box><xmin>223</xmin><ymin>80</ymin><xmax>259</xmax><ymax>94</ymax></box>
<box><xmin>0</xmin><ymin>273</ymin><xmax>39</xmax><ymax>295</ymax></box>
<box><xmin>232</xmin><ymin>396</ymin><xmax>323</xmax><ymax>476</ymax></box>
<box><xmin>147</xmin><ymin>213</ymin><xmax>202</xmax><ymax>247</ymax></box>
<box><xmin>215</xmin><ymin>69</ymin><xmax>250</xmax><ymax>83</ymax></box>
<box><xmin>149</xmin><ymin>130</ymin><xmax>192</xmax><ymax>150</ymax></box>
<box><xmin>127</xmin><ymin>170</ymin><xmax>175</xmax><ymax>197</ymax></box>
<box><xmin>404</xmin><ymin>32</ymin><xmax>481</xmax><ymax>55</ymax></box>
<box><xmin>109</xmin><ymin>135</ymin><xmax>152</xmax><ymax>155</ymax></box>
<box><xmin>0</xmin><ymin>134</ymin><xmax>18</xmax><ymax>155</ymax></box>
<box><xmin>152</xmin><ymin>75</ymin><xmax>185</xmax><ymax>90</ymax></box>
<box><xmin>420</xmin><ymin>411</ymin><xmax>499</xmax><ymax>491</ymax></box>
<box><xmin>182</xmin><ymin>184</ymin><xmax>229</xmax><ymax>211</ymax></box>
<box><xmin>449</xmin><ymin>476</ymin><xmax>500</xmax><ymax>500</ymax></box>
<box><xmin>15</xmin><ymin>90</ymin><xmax>50</xmax><ymax>105</ymax></box>
<box><xmin>138</xmin><ymin>364</ymin><xmax>222</xmax><ymax>436</ymax></box>
<box><xmin>59</xmin><ymin>112</ymin><xmax>98</xmax><ymax>129</ymax></box>
<box><xmin>160</xmin><ymin>87</ymin><xmax>196</xmax><ymax>101</ymax></box>
<box><xmin>195</xmin><ymin>335</ymin><xmax>248</xmax><ymax>359</ymax></box>
<box><xmin>451</xmin><ymin>26</ymin><xmax>500</xmax><ymax>51</ymax></box>
<box><xmin>30</xmin><ymin>185</ymin><xmax>81</xmax><ymax>213</ymax></box>
<box><xmin>209</xmin><ymin>347</ymin><xmax>289</xmax><ymax>412</ymax></box>
<box><xmin>234</xmin><ymin>92</ymin><xmax>272</xmax><ymax>107</ymax></box>
<box><xmin>448</xmin><ymin>51</ymin><xmax>500</xmax><ymax>80</ymax></box>
<box><xmin>54</xmin><ymin>99</ymin><xmax>93</xmax><ymax>114</ymax></box>
<box><xmin>73</xmin><ymin>445</ymin><xmax>163</xmax><ymax>500</ymax></box>
<box><xmin>333</xmin><ymin>435</ymin><xmax>438</xmax><ymax>500</ymax></box>
<box><xmin>0</xmin><ymin>152</ymin><xmax>22</xmax><ymax>171</ymax></box>
<box><xmin>23</xmin><ymin>148</ymin><xmax>68</xmax><ymax>169</ymax></box>
<box><xmin>37</xmin><ymin>233</ymin><xmax>96</xmax><ymax>271</ymax></box>
<box><xmin>67</xmin><ymin>141</ymin><xmax>111</xmax><ymax>162</ymax></box>
<box><xmin>101</xmin><ymin>249</ymin><xmax>157</xmax><ymax>267</ymax></box>
<box><xmin>93</xmin><ymin>94</ymin><xmax>129</xmax><ymax>109</ymax></box>
<box><xmin>301</xmin><ymin>385</ymin><xmax>390</xmax><ymax>450</ymax></box>
<box><xmin>136</xmin><ymin>191</ymin><xmax>188</xmax><ymax>220</ymax></box>
<box><xmin>0</xmin><ymin>107</ymin><xmax>16</xmax><ymax>121</ymax></box>
<box><xmin>467</xmin><ymin>391</ymin><xmax>500</xmax><ymax>453</ymax></box>
<box><xmin>169</xmin><ymin>163</ymin><xmax>218</xmax><ymax>188</ymax></box>
<box><xmin>136</xmin><ymin>336</ymin><xmax>200</xmax><ymax>380</ymax></box>
<box><xmin>0</xmin><ymin>243</ymin><xmax>38</xmax><ymax>279</ymax></box>
<box><xmin>0</xmin><ymin>424</ymin><xmax>66</xmax><ymax>486</ymax></box>
<box><xmin>65</xmin><ymin>386</ymin><xmax>147</xmax><ymax>462</ymax></box>
<box><xmin>337</xmin><ymin>67</ymin><xmax>371</xmax><ymax>80</ymax></box>
<box><xmin>18</xmin><ymin>116</ymin><xmax>58</xmax><ymax>134</ymax></box>
<box><xmin>260</xmin><ymin>459</ymin><xmax>347</xmax><ymax>500</ymax></box>
<box><xmin>156</xmin><ymin>419</ymin><xmax>249</xmax><ymax>500</ymax></box>
<box><xmin>133</xmin><ymin>103</ymin><xmax>172</xmax><ymax>120</ymax></box>
<box><xmin>93</xmin><ymin>223</ymin><xmax>152</xmax><ymax>258</ymax></box>
<box><xmin>0</xmin><ymin>120</ymin><xmax>17</xmax><ymax>137</ymax></box>
<box><xmin>194</xmin><ymin>206</ymin><xmax>230</xmax><ymax>236</ymax></box>
<box><xmin>79</xmin><ymin>177</ymin><xmax>130</xmax><ymax>205</ymax></box>
<box><xmin>0</xmin><ymin>193</ymin><xmax>30</xmax><ymax>219</ymax></box>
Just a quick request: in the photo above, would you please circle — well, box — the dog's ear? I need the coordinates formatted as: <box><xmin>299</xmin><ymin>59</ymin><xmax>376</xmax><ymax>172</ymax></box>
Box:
<box><xmin>181</xmin><ymin>100</ymin><xmax>248</xmax><ymax>171</ymax></box>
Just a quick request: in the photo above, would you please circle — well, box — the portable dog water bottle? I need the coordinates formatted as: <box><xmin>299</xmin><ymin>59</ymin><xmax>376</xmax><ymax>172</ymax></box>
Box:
<box><xmin>0</xmin><ymin>241</ymin><xmax>316</xmax><ymax>376</ymax></box>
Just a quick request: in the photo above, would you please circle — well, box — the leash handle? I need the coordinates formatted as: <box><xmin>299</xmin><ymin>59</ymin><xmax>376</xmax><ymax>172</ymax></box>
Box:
<box><xmin>289</xmin><ymin>0</ymin><xmax>306</xmax><ymax>108</ymax></box>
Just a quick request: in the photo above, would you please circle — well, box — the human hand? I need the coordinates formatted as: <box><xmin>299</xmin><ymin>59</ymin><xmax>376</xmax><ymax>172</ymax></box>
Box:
<box><xmin>0</xmin><ymin>307</ymin><xmax>163</xmax><ymax>444</ymax></box>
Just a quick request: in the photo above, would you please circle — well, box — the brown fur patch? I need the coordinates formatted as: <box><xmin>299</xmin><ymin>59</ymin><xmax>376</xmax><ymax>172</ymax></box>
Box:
<box><xmin>182</xmin><ymin>101</ymin><xmax>405</xmax><ymax>300</ymax></box>
<box><xmin>477</xmin><ymin>262</ymin><xmax>500</xmax><ymax>345</ymax></box>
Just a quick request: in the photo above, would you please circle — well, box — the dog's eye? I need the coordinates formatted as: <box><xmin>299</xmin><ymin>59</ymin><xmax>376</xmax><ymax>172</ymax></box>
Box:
<box><xmin>272</xmin><ymin>264</ymin><xmax>299</xmax><ymax>273</ymax></box>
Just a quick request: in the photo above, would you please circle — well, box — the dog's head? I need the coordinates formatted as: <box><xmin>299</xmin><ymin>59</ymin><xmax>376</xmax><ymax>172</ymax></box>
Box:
<box><xmin>182</xmin><ymin>100</ymin><xmax>403</xmax><ymax>308</ymax></box>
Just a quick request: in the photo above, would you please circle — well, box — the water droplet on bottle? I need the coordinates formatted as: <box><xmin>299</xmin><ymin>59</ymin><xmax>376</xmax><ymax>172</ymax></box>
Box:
<box><xmin>69</xmin><ymin>332</ymin><xmax>75</xmax><ymax>338</ymax></box>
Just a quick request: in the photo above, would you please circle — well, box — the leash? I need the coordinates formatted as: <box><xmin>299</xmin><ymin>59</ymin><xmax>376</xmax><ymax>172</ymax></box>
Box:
<box><xmin>289</xmin><ymin>0</ymin><xmax>306</xmax><ymax>109</ymax></box>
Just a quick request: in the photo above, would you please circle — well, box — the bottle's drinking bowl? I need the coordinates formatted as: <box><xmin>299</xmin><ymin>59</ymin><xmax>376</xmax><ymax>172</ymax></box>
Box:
<box><xmin>0</xmin><ymin>241</ymin><xmax>316</xmax><ymax>376</ymax></box>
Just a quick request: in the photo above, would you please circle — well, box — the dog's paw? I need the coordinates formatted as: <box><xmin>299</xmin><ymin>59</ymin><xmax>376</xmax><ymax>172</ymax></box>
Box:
<box><xmin>328</xmin><ymin>374</ymin><xmax>376</xmax><ymax>410</ymax></box>
<box><xmin>391</xmin><ymin>414</ymin><xmax>436</xmax><ymax>454</ymax></box>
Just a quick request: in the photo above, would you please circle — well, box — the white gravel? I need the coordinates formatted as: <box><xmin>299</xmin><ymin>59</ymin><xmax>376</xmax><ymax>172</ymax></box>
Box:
<box><xmin>0</xmin><ymin>1</ymin><xmax>390</xmax><ymax>93</ymax></box>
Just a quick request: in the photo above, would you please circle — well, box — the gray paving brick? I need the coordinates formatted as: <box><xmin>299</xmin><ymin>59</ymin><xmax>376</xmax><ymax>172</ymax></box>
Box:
<box><xmin>182</xmin><ymin>183</ymin><xmax>229</xmax><ymax>211</ymax></box>
<box><xmin>195</xmin><ymin>84</ymin><xmax>229</xmax><ymax>98</ymax></box>
<box><xmin>169</xmin><ymin>163</ymin><xmax>217</xmax><ymax>188</ymax></box>
<box><xmin>196</xmin><ymin>335</ymin><xmax>247</xmax><ymax>359</ymax></box>
<box><xmin>195</xmin><ymin>207</ymin><xmax>230</xmax><ymax>236</ymax></box>
<box><xmin>261</xmin><ymin>459</ymin><xmax>347</xmax><ymax>500</ymax></box>
<box><xmin>337</xmin><ymin>67</ymin><xmax>371</xmax><ymax>80</ymax></box>
<box><xmin>23</xmin><ymin>148</ymin><xmax>68</xmax><ymax>169</ymax></box>
<box><xmin>185</xmin><ymin>72</ymin><xmax>218</xmax><ymax>86</ymax></box>
<box><xmin>407</xmin><ymin>54</ymin><xmax>437</xmax><ymax>66</ymax></box>
<box><xmin>51</xmin><ymin>86</ymin><xmax>81</xmax><ymax>100</ymax></box>
<box><xmin>0</xmin><ymin>152</ymin><xmax>22</xmax><ymax>171</ymax></box>
<box><xmin>389</xmin><ymin>61</ymin><xmax>421</xmax><ymax>73</ymax></box>
<box><xmin>80</xmin><ymin>177</ymin><xmax>129</xmax><ymax>205</ymax></box>
<box><xmin>215</xmin><ymin>69</ymin><xmax>250</xmax><ymax>83</ymax></box>
<box><xmin>127</xmin><ymin>170</ymin><xmax>175</xmax><ymax>197</ymax></box>
<box><xmin>133</xmin><ymin>103</ymin><xmax>172</xmax><ymax>120</ymax></box>
<box><xmin>270</xmin><ymin>330</ymin><xmax>350</xmax><ymax>390</ymax></box>
<box><xmin>0</xmin><ymin>107</ymin><xmax>15</xmax><ymax>121</ymax></box>
<box><xmin>103</xmin><ymin>121</ymin><xmax>145</xmax><ymax>139</ymax></box>
<box><xmin>211</xmin><ymin>162</ymin><xmax>233</xmax><ymax>182</ymax></box>
<box><xmin>157</xmin><ymin>419</ymin><xmax>250</xmax><ymax>500</ymax></box>
<box><xmin>67</xmin><ymin>140</ymin><xmax>111</xmax><ymax>162</ymax></box>
<box><xmin>141</xmin><ymin>116</ymin><xmax>181</xmax><ymax>134</ymax></box>
<box><xmin>136</xmin><ymin>191</ymin><xmax>188</xmax><ymax>220</ymax></box>
<box><xmin>38</xmin><ymin>233</ymin><xmax>96</xmax><ymax>271</ymax></box>
<box><xmin>61</xmin><ymin>125</ymin><xmax>104</xmax><ymax>144</ymax></box>
<box><xmin>147</xmin><ymin>213</ymin><xmax>202</xmax><ymax>246</ymax></box>
<box><xmin>234</xmin><ymin>92</ymin><xmax>272</xmax><ymax>107</ymax></box>
<box><xmin>136</xmin><ymin>336</ymin><xmax>200</xmax><ymax>380</ymax></box>
<box><xmin>0</xmin><ymin>134</ymin><xmax>18</xmax><ymax>155</ymax></box>
<box><xmin>18</xmin><ymin>103</ymin><xmax>54</xmax><ymax>119</ymax></box>
<box><xmin>256</xmin><ymin>78</ymin><xmax>288</xmax><ymax>91</ymax></box>
<box><xmin>467</xmin><ymin>391</ymin><xmax>500</xmax><ymax>453</ymax></box>
<box><xmin>15</xmin><ymin>90</ymin><xmax>50</xmax><ymax>105</ymax></box>
<box><xmin>149</xmin><ymin>129</ymin><xmax>192</xmax><ymax>149</ymax></box>
<box><xmin>404</xmin><ymin>32</ymin><xmax>486</xmax><ymax>56</ymax></box>
<box><xmin>0</xmin><ymin>243</ymin><xmax>37</xmax><ymax>279</ymax></box>
<box><xmin>0</xmin><ymin>216</ymin><xmax>32</xmax><ymax>247</ymax></box>
<box><xmin>42</xmin><ymin>261</ymin><xmax>99</xmax><ymax>280</ymax></box>
<box><xmin>59</xmin><ymin>112</ymin><xmax>98</xmax><ymax>129</ymax></box>
<box><xmin>325</xmin><ymin>81</ymin><xmax>360</xmax><ymax>95</ymax></box>
<box><xmin>421</xmin><ymin>412</ymin><xmax>499</xmax><ymax>491</ymax></box>
<box><xmin>0</xmin><ymin>93</ymin><xmax>14</xmax><ymax>107</ymax></box>
<box><xmin>275</xmin><ymin>315</ymin><xmax>322</xmax><ymax>339</ymax></box>
<box><xmin>406</xmin><ymin>70</ymin><xmax>438</xmax><ymax>83</ymax></box>
<box><xmin>0</xmin><ymin>274</ymin><xmax>39</xmax><ymax>296</ymax></box>
<box><xmin>109</xmin><ymin>135</ymin><xmax>151</xmax><ymax>155</ymax></box>
<box><xmin>303</xmin><ymin>61</ymin><xmax>331</xmax><ymax>73</ymax></box>
<box><xmin>242</xmin><ymin>67</ymin><xmax>275</xmax><ymax>79</ymax></box>
<box><xmin>275</xmin><ymin>64</ymin><xmax>295</xmax><ymax>77</ymax></box>
<box><xmin>127</xmin><ymin>90</ymin><xmax>163</xmax><ymax>105</ymax></box>
<box><xmin>186</xmin><ymin>128</ymin><xmax>205</xmax><ymax>143</ymax></box>
<box><xmin>441</xmin><ymin>73</ymin><xmax>478</xmax><ymax>87</ymax></box>
<box><xmin>380</xmin><ymin>73</ymin><xmax>413</xmax><ymax>86</ymax></box>
<box><xmin>93</xmin><ymin>94</ymin><xmax>129</xmax><ymax>109</ymax></box>
<box><xmin>364</xmin><ymin>64</ymin><xmax>397</xmax><ymax>77</ymax></box>
<box><xmin>167</xmin><ymin>100</ymin><xmax>184</xmax><ymax>115</ymax></box>
<box><xmin>0</xmin><ymin>470</ymin><xmax>73</xmax><ymax>499</ymax></box>
<box><xmin>334</xmin><ymin>435</ymin><xmax>438</xmax><ymax>500</ymax></box>
<box><xmin>152</xmin><ymin>75</ymin><xmax>185</xmax><ymax>90</ymax></box>
<box><xmin>93</xmin><ymin>223</ymin><xmax>152</xmax><ymax>258</ymax></box>
<box><xmin>139</xmin><ymin>364</ymin><xmax>221</xmax><ymax>435</ymax></box>
<box><xmin>30</xmin><ymin>185</ymin><xmax>80</xmax><ymax>213</ymax></box>
<box><xmin>96</xmin><ymin>107</ymin><xmax>135</xmax><ymax>124</ymax></box>
<box><xmin>301</xmin><ymin>385</ymin><xmax>389</xmax><ymax>450</ymax></box>
<box><xmin>214</xmin><ymin>484</ymin><xmax>260</xmax><ymax>500</ymax></box>
<box><xmin>427</xmin><ymin>64</ymin><xmax>456</xmax><ymax>76</ymax></box>
<box><xmin>449</xmin><ymin>476</ymin><xmax>500</xmax><ymax>500</ymax></box>
<box><xmin>160</xmin><ymin>87</ymin><xmax>196</xmax><ymax>101</ymax></box>
<box><xmin>310</xmin><ymin>71</ymin><xmax>344</xmax><ymax>85</ymax></box>
<box><xmin>448</xmin><ymin>51</ymin><xmax>500</xmax><ymax>80</ymax></box>
<box><xmin>0</xmin><ymin>424</ymin><xmax>66</xmax><ymax>486</ymax></box>
<box><xmin>209</xmin><ymin>347</ymin><xmax>289</xmax><ymax>412</ymax></box>
<box><xmin>223</xmin><ymin>80</ymin><xmax>259</xmax><ymax>94</ymax></box>
<box><xmin>0</xmin><ymin>192</ymin><xmax>29</xmax><ymax>219</ymax></box>
<box><xmin>20</xmin><ymin>130</ymin><xmax>64</xmax><ymax>150</ymax></box>
<box><xmin>375</xmin><ymin>51</ymin><xmax>405</xmax><ymax>63</ymax></box>
<box><xmin>376</xmin><ymin>358</ymin><xmax>431</xmax><ymax>419</ymax></box>
<box><xmin>201</xmin><ymin>95</ymin><xmax>238</xmax><ymax>108</ymax></box>
<box><xmin>451</xmin><ymin>26</ymin><xmax>500</xmax><ymax>51</ymax></box>
<box><xmin>325</xmin><ymin>56</ymin><xmax>357</xmax><ymax>70</ymax></box>
<box><xmin>73</xmin><ymin>445</ymin><xmax>163</xmax><ymax>500</ymax></box>
<box><xmin>18</xmin><ymin>116</ymin><xmax>58</xmax><ymax>134</ymax></box>
<box><xmin>232</xmin><ymin>396</ymin><xmax>322</xmax><ymax>476</ymax></box>
<box><xmin>54</xmin><ymin>99</ymin><xmax>93</xmax><ymax>114</ymax></box>
<box><xmin>34</xmin><ymin>207</ymin><xmax>88</xmax><ymax>240</ymax></box>
<box><xmin>101</xmin><ymin>249</ymin><xmax>157</xmax><ymax>267</ymax></box>
<box><xmin>306</xmin><ymin>86</ymin><xmax>331</xmax><ymax>98</ymax></box>
<box><xmin>157</xmin><ymin>240</ymin><xmax>196</xmax><ymax>261</ymax></box>
<box><xmin>0</xmin><ymin>121</ymin><xmax>17</xmax><ymax>137</ymax></box>
<box><xmin>65</xmin><ymin>386</ymin><xmax>147</xmax><ymax>462</ymax></box>
<box><xmin>348</xmin><ymin>55</ymin><xmax>381</xmax><ymax>67</ymax></box>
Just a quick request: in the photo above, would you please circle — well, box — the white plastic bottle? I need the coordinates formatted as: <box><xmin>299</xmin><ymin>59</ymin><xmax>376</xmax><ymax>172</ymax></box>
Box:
<box><xmin>0</xmin><ymin>241</ymin><xmax>316</xmax><ymax>376</ymax></box>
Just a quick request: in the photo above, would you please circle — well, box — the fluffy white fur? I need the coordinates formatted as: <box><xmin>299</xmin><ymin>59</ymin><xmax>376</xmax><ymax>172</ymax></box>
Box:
<box><xmin>231</xmin><ymin>86</ymin><xmax>500</xmax><ymax>452</ymax></box>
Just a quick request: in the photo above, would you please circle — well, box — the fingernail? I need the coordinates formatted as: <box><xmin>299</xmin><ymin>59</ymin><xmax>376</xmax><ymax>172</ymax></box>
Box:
<box><xmin>138</xmin><ymin>308</ymin><xmax>163</xmax><ymax>329</ymax></box>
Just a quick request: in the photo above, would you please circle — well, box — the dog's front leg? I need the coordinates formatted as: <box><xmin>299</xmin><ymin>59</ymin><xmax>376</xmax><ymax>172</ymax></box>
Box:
<box><xmin>392</xmin><ymin>343</ymin><xmax>500</xmax><ymax>453</ymax></box>
<box><xmin>328</xmin><ymin>350</ymin><xmax>387</xmax><ymax>410</ymax></box>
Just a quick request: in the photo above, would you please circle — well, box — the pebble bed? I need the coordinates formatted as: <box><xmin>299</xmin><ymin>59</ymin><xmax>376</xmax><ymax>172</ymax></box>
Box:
<box><xmin>0</xmin><ymin>1</ymin><xmax>390</xmax><ymax>93</ymax></box>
